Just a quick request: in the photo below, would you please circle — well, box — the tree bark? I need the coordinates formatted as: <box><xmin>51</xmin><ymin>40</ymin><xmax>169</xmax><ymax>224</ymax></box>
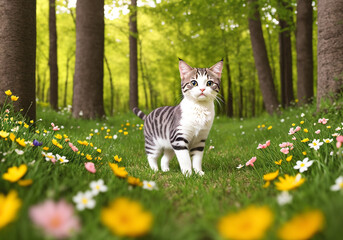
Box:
<box><xmin>278</xmin><ymin>0</ymin><xmax>294</xmax><ymax>108</ymax></box>
<box><xmin>129</xmin><ymin>0</ymin><xmax>138</xmax><ymax>110</ymax></box>
<box><xmin>225</xmin><ymin>55</ymin><xmax>233</xmax><ymax>117</ymax></box>
<box><xmin>317</xmin><ymin>0</ymin><xmax>343</xmax><ymax>109</ymax></box>
<box><xmin>49</xmin><ymin>0</ymin><xmax>58</xmax><ymax>110</ymax></box>
<box><xmin>248</xmin><ymin>0</ymin><xmax>279</xmax><ymax>115</ymax></box>
<box><xmin>72</xmin><ymin>0</ymin><xmax>105</xmax><ymax>119</ymax></box>
<box><xmin>104</xmin><ymin>55</ymin><xmax>114</xmax><ymax>116</ymax></box>
<box><xmin>296</xmin><ymin>0</ymin><xmax>313</xmax><ymax>104</ymax></box>
<box><xmin>0</xmin><ymin>0</ymin><xmax>36</xmax><ymax>121</ymax></box>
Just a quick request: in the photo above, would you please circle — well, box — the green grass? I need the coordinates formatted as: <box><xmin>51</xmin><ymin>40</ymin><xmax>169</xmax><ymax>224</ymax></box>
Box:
<box><xmin>1</xmin><ymin>97</ymin><xmax>343</xmax><ymax>240</ymax></box>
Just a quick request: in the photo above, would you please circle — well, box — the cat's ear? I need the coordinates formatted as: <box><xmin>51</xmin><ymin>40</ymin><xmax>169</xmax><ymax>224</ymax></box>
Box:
<box><xmin>179</xmin><ymin>58</ymin><xmax>193</xmax><ymax>79</ymax></box>
<box><xmin>209</xmin><ymin>59</ymin><xmax>223</xmax><ymax>78</ymax></box>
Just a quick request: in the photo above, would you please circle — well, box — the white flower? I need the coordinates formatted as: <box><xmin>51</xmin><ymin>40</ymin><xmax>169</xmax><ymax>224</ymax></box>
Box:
<box><xmin>323</xmin><ymin>138</ymin><xmax>333</xmax><ymax>143</ymax></box>
<box><xmin>330</xmin><ymin>176</ymin><xmax>343</xmax><ymax>191</ymax></box>
<box><xmin>45</xmin><ymin>152</ymin><xmax>55</xmax><ymax>161</ymax></box>
<box><xmin>73</xmin><ymin>191</ymin><xmax>96</xmax><ymax>211</ymax></box>
<box><xmin>241</xmin><ymin>131</ymin><xmax>245</xmax><ymax>135</ymax></box>
<box><xmin>56</xmin><ymin>154</ymin><xmax>69</xmax><ymax>163</ymax></box>
<box><xmin>143</xmin><ymin>181</ymin><xmax>158</xmax><ymax>191</ymax></box>
<box><xmin>277</xmin><ymin>191</ymin><xmax>293</xmax><ymax>206</ymax></box>
<box><xmin>236</xmin><ymin>164</ymin><xmax>244</xmax><ymax>169</ymax></box>
<box><xmin>330</xmin><ymin>151</ymin><xmax>334</xmax><ymax>156</ymax></box>
<box><xmin>89</xmin><ymin>179</ymin><xmax>108</xmax><ymax>196</ymax></box>
<box><xmin>308</xmin><ymin>139</ymin><xmax>323</xmax><ymax>151</ymax></box>
<box><xmin>280</xmin><ymin>119</ymin><xmax>285</xmax><ymax>123</ymax></box>
<box><xmin>113</xmin><ymin>134</ymin><xmax>118</xmax><ymax>140</ymax></box>
<box><xmin>335</xmin><ymin>127</ymin><xmax>342</xmax><ymax>131</ymax></box>
<box><xmin>15</xmin><ymin>149</ymin><xmax>24</xmax><ymax>155</ymax></box>
<box><xmin>79</xmin><ymin>111</ymin><xmax>83</xmax><ymax>116</ymax></box>
<box><xmin>332</xmin><ymin>133</ymin><xmax>339</xmax><ymax>137</ymax></box>
<box><xmin>301</xmin><ymin>113</ymin><xmax>305</xmax><ymax>117</ymax></box>
<box><xmin>94</xmin><ymin>129</ymin><xmax>99</xmax><ymax>133</ymax></box>
<box><xmin>294</xmin><ymin>157</ymin><xmax>314</xmax><ymax>173</ymax></box>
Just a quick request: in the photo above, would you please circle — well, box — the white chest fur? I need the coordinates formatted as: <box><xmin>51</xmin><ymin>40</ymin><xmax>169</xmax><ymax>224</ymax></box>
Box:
<box><xmin>179</xmin><ymin>98</ymin><xmax>215</xmax><ymax>137</ymax></box>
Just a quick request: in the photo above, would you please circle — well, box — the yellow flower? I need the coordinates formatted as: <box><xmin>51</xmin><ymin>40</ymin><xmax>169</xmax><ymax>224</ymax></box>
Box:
<box><xmin>86</xmin><ymin>154</ymin><xmax>92</xmax><ymax>160</ymax></box>
<box><xmin>126</xmin><ymin>123</ymin><xmax>131</xmax><ymax>126</ymax></box>
<box><xmin>124</xmin><ymin>131</ymin><xmax>128</xmax><ymax>135</ymax></box>
<box><xmin>263</xmin><ymin>170</ymin><xmax>279</xmax><ymax>181</ymax></box>
<box><xmin>107</xmin><ymin>129</ymin><xmax>111</xmax><ymax>133</ymax></box>
<box><xmin>114</xmin><ymin>155</ymin><xmax>122</xmax><ymax>162</ymax></box>
<box><xmin>278</xmin><ymin>210</ymin><xmax>324</xmax><ymax>240</ymax></box>
<box><xmin>327</xmin><ymin>126</ymin><xmax>331</xmax><ymax>129</ymax></box>
<box><xmin>30</xmin><ymin>120</ymin><xmax>34</xmax><ymax>124</ymax></box>
<box><xmin>2</xmin><ymin>164</ymin><xmax>27</xmax><ymax>182</ymax></box>
<box><xmin>275</xmin><ymin>174</ymin><xmax>305</xmax><ymax>191</ymax></box>
<box><xmin>257</xmin><ymin>125</ymin><xmax>261</xmax><ymax>128</ymax></box>
<box><xmin>286</xmin><ymin>155</ymin><xmax>293</xmax><ymax>162</ymax></box>
<box><xmin>42</xmin><ymin>146</ymin><xmax>49</xmax><ymax>151</ymax></box>
<box><xmin>16</xmin><ymin>138</ymin><xmax>26</xmax><ymax>147</ymax></box>
<box><xmin>275</xmin><ymin>159</ymin><xmax>282</xmax><ymax>165</ymax></box>
<box><xmin>0</xmin><ymin>130</ymin><xmax>10</xmax><ymax>138</ymax></box>
<box><xmin>0</xmin><ymin>190</ymin><xmax>22</xmax><ymax>229</ymax></box>
<box><xmin>301</xmin><ymin>138</ymin><xmax>310</xmax><ymax>143</ymax></box>
<box><xmin>302</xmin><ymin>151</ymin><xmax>307</xmax><ymax>155</ymax></box>
<box><xmin>218</xmin><ymin>206</ymin><xmax>273</xmax><ymax>240</ymax></box>
<box><xmin>97</xmin><ymin>149</ymin><xmax>102</xmax><ymax>153</ymax></box>
<box><xmin>35</xmin><ymin>130</ymin><xmax>40</xmax><ymax>134</ymax></box>
<box><xmin>304</xmin><ymin>128</ymin><xmax>308</xmax><ymax>133</ymax></box>
<box><xmin>119</xmin><ymin>129</ymin><xmax>123</xmax><ymax>133</ymax></box>
<box><xmin>11</xmin><ymin>95</ymin><xmax>19</xmax><ymax>101</ymax></box>
<box><xmin>23</xmin><ymin>123</ymin><xmax>29</xmax><ymax>128</ymax></box>
<box><xmin>101</xmin><ymin>127</ymin><xmax>104</xmax><ymax>131</ymax></box>
<box><xmin>55</xmin><ymin>134</ymin><xmax>62</xmax><ymax>139</ymax></box>
<box><xmin>63</xmin><ymin>134</ymin><xmax>69</xmax><ymax>139</ymax></box>
<box><xmin>295</xmin><ymin>99</ymin><xmax>299</xmax><ymax>103</ymax></box>
<box><xmin>263</xmin><ymin>181</ymin><xmax>270</xmax><ymax>188</ymax></box>
<box><xmin>77</xmin><ymin>140</ymin><xmax>89</xmax><ymax>146</ymax></box>
<box><xmin>127</xmin><ymin>176</ymin><xmax>143</xmax><ymax>187</ymax></box>
<box><xmin>300</xmin><ymin>121</ymin><xmax>304</xmax><ymax>124</ymax></box>
<box><xmin>9</xmin><ymin>133</ymin><xmax>15</xmax><ymax>142</ymax></box>
<box><xmin>101</xmin><ymin>197</ymin><xmax>153</xmax><ymax>237</ymax></box>
<box><xmin>292</xmin><ymin>123</ymin><xmax>295</xmax><ymax>126</ymax></box>
<box><xmin>18</xmin><ymin>179</ymin><xmax>33</xmax><ymax>187</ymax></box>
<box><xmin>261</xmin><ymin>124</ymin><xmax>265</xmax><ymax>128</ymax></box>
<box><xmin>90</xmin><ymin>143</ymin><xmax>94</xmax><ymax>147</ymax></box>
<box><xmin>5</xmin><ymin>90</ymin><xmax>12</xmax><ymax>96</ymax></box>
<box><xmin>267</xmin><ymin>126</ymin><xmax>272</xmax><ymax>130</ymax></box>
<box><xmin>109</xmin><ymin>162</ymin><xmax>128</xmax><ymax>178</ymax></box>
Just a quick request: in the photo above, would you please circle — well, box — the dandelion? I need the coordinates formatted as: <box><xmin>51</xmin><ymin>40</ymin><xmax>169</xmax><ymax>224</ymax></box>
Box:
<box><xmin>302</xmin><ymin>151</ymin><xmax>307</xmax><ymax>155</ymax></box>
<box><xmin>330</xmin><ymin>176</ymin><xmax>343</xmax><ymax>191</ymax></box>
<box><xmin>245</xmin><ymin>156</ymin><xmax>257</xmax><ymax>167</ymax></box>
<box><xmin>263</xmin><ymin>170</ymin><xmax>279</xmax><ymax>181</ymax></box>
<box><xmin>101</xmin><ymin>197</ymin><xmax>153</xmax><ymax>237</ymax></box>
<box><xmin>277</xmin><ymin>191</ymin><xmax>293</xmax><ymax>206</ymax></box>
<box><xmin>267</xmin><ymin>126</ymin><xmax>272</xmax><ymax>130</ymax></box>
<box><xmin>309</xmin><ymin>139</ymin><xmax>323</xmax><ymax>151</ymax></box>
<box><xmin>89</xmin><ymin>179</ymin><xmax>107</xmax><ymax>196</ymax></box>
<box><xmin>113</xmin><ymin>155</ymin><xmax>122</xmax><ymax>162</ymax></box>
<box><xmin>127</xmin><ymin>176</ymin><xmax>143</xmax><ymax>187</ymax></box>
<box><xmin>142</xmin><ymin>181</ymin><xmax>158</xmax><ymax>190</ymax></box>
<box><xmin>0</xmin><ymin>130</ymin><xmax>9</xmax><ymax>138</ymax></box>
<box><xmin>275</xmin><ymin>174</ymin><xmax>305</xmax><ymax>191</ymax></box>
<box><xmin>301</xmin><ymin>138</ymin><xmax>310</xmax><ymax>143</ymax></box>
<box><xmin>2</xmin><ymin>164</ymin><xmax>27</xmax><ymax>182</ymax></box>
<box><xmin>218</xmin><ymin>206</ymin><xmax>273</xmax><ymax>240</ymax></box>
<box><xmin>73</xmin><ymin>191</ymin><xmax>96</xmax><ymax>211</ymax></box>
<box><xmin>11</xmin><ymin>95</ymin><xmax>19</xmax><ymax>101</ymax></box>
<box><xmin>300</xmin><ymin>121</ymin><xmax>304</xmax><ymax>124</ymax></box>
<box><xmin>293</xmin><ymin>158</ymin><xmax>314</xmax><ymax>173</ymax></box>
<box><xmin>278</xmin><ymin>210</ymin><xmax>324</xmax><ymax>240</ymax></box>
<box><xmin>0</xmin><ymin>190</ymin><xmax>21</xmax><ymax>229</ymax></box>
<box><xmin>5</xmin><ymin>90</ymin><xmax>12</xmax><ymax>96</ymax></box>
<box><xmin>29</xmin><ymin>199</ymin><xmax>80</xmax><ymax>238</ymax></box>
<box><xmin>85</xmin><ymin>162</ymin><xmax>96</xmax><ymax>173</ymax></box>
<box><xmin>303</xmin><ymin>128</ymin><xmax>309</xmax><ymax>133</ymax></box>
<box><xmin>109</xmin><ymin>162</ymin><xmax>128</xmax><ymax>178</ymax></box>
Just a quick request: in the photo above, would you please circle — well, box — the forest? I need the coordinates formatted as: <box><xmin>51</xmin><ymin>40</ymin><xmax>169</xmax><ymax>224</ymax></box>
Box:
<box><xmin>1</xmin><ymin>0</ymin><xmax>343</xmax><ymax>239</ymax></box>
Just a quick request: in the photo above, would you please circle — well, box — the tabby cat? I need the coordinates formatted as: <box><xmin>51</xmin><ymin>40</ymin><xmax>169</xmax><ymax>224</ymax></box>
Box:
<box><xmin>133</xmin><ymin>59</ymin><xmax>223</xmax><ymax>176</ymax></box>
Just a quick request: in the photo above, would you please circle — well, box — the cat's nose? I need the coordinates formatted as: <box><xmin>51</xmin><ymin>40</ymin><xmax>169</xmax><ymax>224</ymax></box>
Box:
<box><xmin>200</xmin><ymin>88</ymin><xmax>205</xmax><ymax>92</ymax></box>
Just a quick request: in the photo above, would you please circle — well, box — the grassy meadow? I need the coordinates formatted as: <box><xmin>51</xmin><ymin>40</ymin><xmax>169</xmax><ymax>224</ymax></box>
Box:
<box><xmin>1</xmin><ymin>92</ymin><xmax>343</xmax><ymax>240</ymax></box>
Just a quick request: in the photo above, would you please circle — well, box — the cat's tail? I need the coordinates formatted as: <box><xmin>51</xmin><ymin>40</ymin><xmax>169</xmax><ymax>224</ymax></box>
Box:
<box><xmin>133</xmin><ymin>107</ymin><xmax>147</xmax><ymax>121</ymax></box>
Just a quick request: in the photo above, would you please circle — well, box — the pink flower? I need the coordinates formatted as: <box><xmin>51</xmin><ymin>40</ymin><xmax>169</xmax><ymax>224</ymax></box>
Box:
<box><xmin>292</xmin><ymin>137</ymin><xmax>296</xmax><ymax>140</ymax></box>
<box><xmin>246</xmin><ymin>157</ymin><xmax>257</xmax><ymax>167</ymax></box>
<box><xmin>5</xmin><ymin>109</ymin><xmax>9</xmax><ymax>113</ymax></box>
<box><xmin>336</xmin><ymin>136</ymin><xmax>343</xmax><ymax>148</ymax></box>
<box><xmin>280</xmin><ymin>147</ymin><xmax>290</xmax><ymax>154</ymax></box>
<box><xmin>318</xmin><ymin>118</ymin><xmax>329</xmax><ymax>124</ymax></box>
<box><xmin>29</xmin><ymin>199</ymin><xmax>80</xmax><ymax>239</ymax></box>
<box><xmin>288</xmin><ymin>128</ymin><xmax>296</xmax><ymax>135</ymax></box>
<box><xmin>69</xmin><ymin>142</ymin><xmax>79</xmax><ymax>152</ymax></box>
<box><xmin>51</xmin><ymin>122</ymin><xmax>60</xmax><ymax>131</ymax></box>
<box><xmin>85</xmin><ymin>162</ymin><xmax>96</xmax><ymax>173</ymax></box>
<box><xmin>257</xmin><ymin>140</ymin><xmax>270</xmax><ymax>149</ymax></box>
<box><xmin>266</xmin><ymin>140</ymin><xmax>270</xmax><ymax>146</ymax></box>
<box><xmin>295</xmin><ymin>126</ymin><xmax>301</xmax><ymax>132</ymax></box>
<box><xmin>315</xmin><ymin>130</ymin><xmax>321</xmax><ymax>134</ymax></box>
<box><xmin>51</xmin><ymin>158</ymin><xmax>57</xmax><ymax>164</ymax></box>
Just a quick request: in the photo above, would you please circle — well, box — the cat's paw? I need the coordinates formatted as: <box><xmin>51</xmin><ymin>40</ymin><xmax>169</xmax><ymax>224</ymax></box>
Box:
<box><xmin>161</xmin><ymin>167</ymin><xmax>170</xmax><ymax>172</ymax></box>
<box><xmin>181</xmin><ymin>169</ymin><xmax>192</xmax><ymax>177</ymax></box>
<box><xmin>195</xmin><ymin>170</ymin><xmax>205</xmax><ymax>176</ymax></box>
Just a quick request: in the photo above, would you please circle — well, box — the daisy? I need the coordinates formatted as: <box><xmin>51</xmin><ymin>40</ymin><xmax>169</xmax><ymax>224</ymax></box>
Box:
<box><xmin>56</xmin><ymin>154</ymin><xmax>69</xmax><ymax>164</ymax></box>
<box><xmin>72</xmin><ymin>191</ymin><xmax>96</xmax><ymax>211</ymax></box>
<box><xmin>89</xmin><ymin>179</ymin><xmax>108</xmax><ymax>196</ymax></box>
<box><xmin>15</xmin><ymin>149</ymin><xmax>24</xmax><ymax>155</ymax></box>
<box><xmin>323</xmin><ymin>138</ymin><xmax>333</xmax><ymax>143</ymax></box>
<box><xmin>308</xmin><ymin>139</ymin><xmax>323</xmax><ymax>151</ymax></box>
<box><xmin>330</xmin><ymin>176</ymin><xmax>343</xmax><ymax>191</ymax></box>
<box><xmin>142</xmin><ymin>181</ymin><xmax>158</xmax><ymax>191</ymax></box>
<box><xmin>293</xmin><ymin>158</ymin><xmax>314</xmax><ymax>173</ymax></box>
<box><xmin>236</xmin><ymin>164</ymin><xmax>244</xmax><ymax>169</ymax></box>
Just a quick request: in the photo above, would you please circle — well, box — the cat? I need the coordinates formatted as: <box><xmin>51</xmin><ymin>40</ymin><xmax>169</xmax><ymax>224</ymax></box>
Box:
<box><xmin>133</xmin><ymin>59</ymin><xmax>223</xmax><ymax>176</ymax></box>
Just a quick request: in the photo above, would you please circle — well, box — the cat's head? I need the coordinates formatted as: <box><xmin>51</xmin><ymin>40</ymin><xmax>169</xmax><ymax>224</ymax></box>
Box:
<box><xmin>179</xmin><ymin>59</ymin><xmax>223</xmax><ymax>102</ymax></box>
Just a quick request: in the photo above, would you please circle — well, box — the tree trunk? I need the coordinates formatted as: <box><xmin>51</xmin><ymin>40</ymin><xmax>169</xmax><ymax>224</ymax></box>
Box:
<box><xmin>138</xmin><ymin>39</ymin><xmax>149</xmax><ymax>109</ymax></box>
<box><xmin>0</xmin><ymin>0</ymin><xmax>36</xmax><ymax>121</ymax></box>
<box><xmin>63</xmin><ymin>54</ymin><xmax>73</xmax><ymax>107</ymax></box>
<box><xmin>49</xmin><ymin>0</ymin><xmax>58</xmax><ymax>110</ymax></box>
<box><xmin>247</xmin><ymin>0</ymin><xmax>279</xmax><ymax>115</ymax></box>
<box><xmin>279</xmin><ymin>0</ymin><xmax>294</xmax><ymax>108</ymax></box>
<box><xmin>104</xmin><ymin>55</ymin><xmax>114</xmax><ymax>116</ymax></box>
<box><xmin>72</xmin><ymin>0</ymin><xmax>105</xmax><ymax>119</ymax></box>
<box><xmin>251</xmin><ymin>73</ymin><xmax>256</xmax><ymax>117</ymax></box>
<box><xmin>238</xmin><ymin>63</ymin><xmax>243</xmax><ymax>118</ymax></box>
<box><xmin>296</xmin><ymin>0</ymin><xmax>313</xmax><ymax>104</ymax></box>
<box><xmin>225</xmin><ymin>55</ymin><xmax>233</xmax><ymax>117</ymax></box>
<box><xmin>317</xmin><ymin>0</ymin><xmax>343</xmax><ymax>109</ymax></box>
<box><xmin>129</xmin><ymin>0</ymin><xmax>138</xmax><ymax>110</ymax></box>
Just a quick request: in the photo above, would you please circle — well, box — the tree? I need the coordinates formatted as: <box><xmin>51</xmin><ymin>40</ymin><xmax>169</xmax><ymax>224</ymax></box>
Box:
<box><xmin>129</xmin><ymin>0</ymin><xmax>138</xmax><ymax>110</ymax></box>
<box><xmin>278</xmin><ymin>0</ymin><xmax>294</xmax><ymax>108</ymax></box>
<box><xmin>0</xmin><ymin>0</ymin><xmax>36</xmax><ymax>120</ymax></box>
<box><xmin>49</xmin><ymin>0</ymin><xmax>58</xmax><ymax>110</ymax></box>
<box><xmin>317</xmin><ymin>0</ymin><xmax>343</xmax><ymax>109</ymax></box>
<box><xmin>72</xmin><ymin>0</ymin><xmax>105</xmax><ymax>119</ymax></box>
<box><xmin>296</xmin><ymin>0</ymin><xmax>313</xmax><ymax>104</ymax></box>
<box><xmin>247</xmin><ymin>0</ymin><xmax>279</xmax><ymax>115</ymax></box>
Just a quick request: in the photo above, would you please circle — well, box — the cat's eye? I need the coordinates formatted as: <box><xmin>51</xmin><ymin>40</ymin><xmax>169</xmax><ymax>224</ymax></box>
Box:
<box><xmin>191</xmin><ymin>80</ymin><xmax>198</xmax><ymax>86</ymax></box>
<box><xmin>206</xmin><ymin>81</ymin><xmax>214</xmax><ymax>86</ymax></box>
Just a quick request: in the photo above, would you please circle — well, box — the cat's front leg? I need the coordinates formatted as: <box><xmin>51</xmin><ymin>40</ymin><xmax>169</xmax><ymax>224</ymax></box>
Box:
<box><xmin>174</xmin><ymin>148</ymin><xmax>192</xmax><ymax>176</ymax></box>
<box><xmin>191</xmin><ymin>145</ymin><xmax>205</xmax><ymax>176</ymax></box>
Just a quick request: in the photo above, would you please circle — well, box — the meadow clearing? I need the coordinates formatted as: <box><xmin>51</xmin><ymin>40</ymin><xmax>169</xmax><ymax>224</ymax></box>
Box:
<box><xmin>1</xmin><ymin>91</ymin><xmax>343</xmax><ymax>240</ymax></box>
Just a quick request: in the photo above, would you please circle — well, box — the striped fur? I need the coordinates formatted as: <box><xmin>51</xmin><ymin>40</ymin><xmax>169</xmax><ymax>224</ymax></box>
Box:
<box><xmin>133</xmin><ymin>59</ymin><xmax>223</xmax><ymax>176</ymax></box>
